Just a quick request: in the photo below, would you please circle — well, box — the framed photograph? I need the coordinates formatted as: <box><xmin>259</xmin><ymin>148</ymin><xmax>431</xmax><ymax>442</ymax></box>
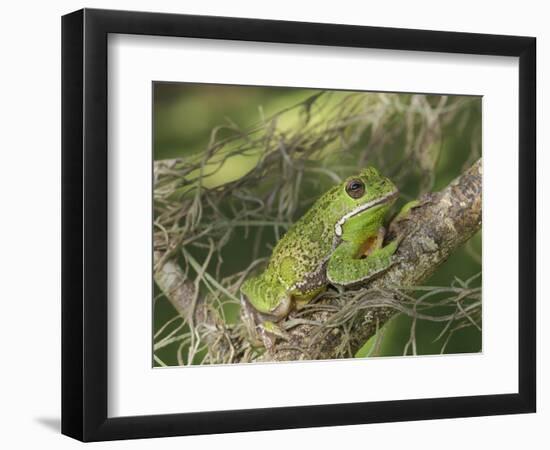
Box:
<box><xmin>61</xmin><ymin>8</ymin><xmax>536</xmax><ymax>441</ymax></box>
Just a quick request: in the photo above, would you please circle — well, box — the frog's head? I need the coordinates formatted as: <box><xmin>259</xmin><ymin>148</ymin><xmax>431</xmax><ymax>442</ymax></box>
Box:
<box><xmin>334</xmin><ymin>167</ymin><xmax>399</xmax><ymax>238</ymax></box>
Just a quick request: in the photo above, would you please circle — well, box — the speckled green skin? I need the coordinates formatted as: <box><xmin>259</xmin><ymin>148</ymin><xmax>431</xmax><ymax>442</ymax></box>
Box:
<box><xmin>240</xmin><ymin>167</ymin><xmax>399</xmax><ymax>320</ymax></box>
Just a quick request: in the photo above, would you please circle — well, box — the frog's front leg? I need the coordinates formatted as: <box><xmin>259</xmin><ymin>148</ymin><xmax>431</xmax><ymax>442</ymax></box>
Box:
<box><xmin>326</xmin><ymin>234</ymin><xmax>399</xmax><ymax>286</ymax></box>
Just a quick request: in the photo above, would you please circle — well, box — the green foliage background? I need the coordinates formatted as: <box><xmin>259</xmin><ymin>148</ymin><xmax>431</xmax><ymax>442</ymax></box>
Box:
<box><xmin>153</xmin><ymin>83</ymin><xmax>482</xmax><ymax>366</ymax></box>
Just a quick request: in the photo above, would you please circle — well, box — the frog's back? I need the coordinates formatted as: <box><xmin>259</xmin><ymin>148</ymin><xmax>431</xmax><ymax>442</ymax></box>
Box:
<box><xmin>267</xmin><ymin>201</ymin><xmax>336</xmax><ymax>291</ymax></box>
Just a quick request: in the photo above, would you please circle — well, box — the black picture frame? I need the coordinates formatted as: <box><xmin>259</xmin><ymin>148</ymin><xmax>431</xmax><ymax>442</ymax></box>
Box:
<box><xmin>61</xmin><ymin>8</ymin><xmax>536</xmax><ymax>442</ymax></box>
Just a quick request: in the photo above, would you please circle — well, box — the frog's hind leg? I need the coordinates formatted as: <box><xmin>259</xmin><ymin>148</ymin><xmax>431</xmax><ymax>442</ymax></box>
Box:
<box><xmin>257</xmin><ymin>288</ymin><xmax>293</xmax><ymax>349</ymax></box>
<box><xmin>293</xmin><ymin>286</ymin><xmax>326</xmax><ymax>310</ymax></box>
<box><xmin>240</xmin><ymin>281</ymin><xmax>293</xmax><ymax>349</ymax></box>
<box><xmin>267</xmin><ymin>291</ymin><xmax>292</xmax><ymax>319</ymax></box>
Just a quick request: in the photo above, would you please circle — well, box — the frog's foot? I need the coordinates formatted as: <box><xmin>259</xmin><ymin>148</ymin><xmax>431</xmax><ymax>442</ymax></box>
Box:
<box><xmin>387</xmin><ymin>199</ymin><xmax>424</xmax><ymax>244</ymax></box>
<box><xmin>240</xmin><ymin>293</ymin><xmax>264</xmax><ymax>347</ymax></box>
<box><xmin>394</xmin><ymin>199</ymin><xmax>422</xmax><ymax>222</ymax></box>
<box><xmin>258</xmin><ymin>321</ymin><xmax>290</xmax><ymax>350</ymax></box>
<box><xmin>240</xmin><ymin>292</ymin><xmax>292</xmax><ymax>349</ymax></box>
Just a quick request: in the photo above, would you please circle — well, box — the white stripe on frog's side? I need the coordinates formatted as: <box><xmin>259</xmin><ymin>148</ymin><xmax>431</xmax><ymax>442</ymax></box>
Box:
<box><xmin>334</xmin><ymin>190</ymin><xmax>399</xmax><ymax>237</ymax></box>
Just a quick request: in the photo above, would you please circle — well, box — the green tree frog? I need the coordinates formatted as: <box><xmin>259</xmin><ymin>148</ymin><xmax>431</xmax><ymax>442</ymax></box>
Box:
<box><xmin>240</xmin><ymin>167</ymin><xmax>402</xmax><ymax>346</ymax></box>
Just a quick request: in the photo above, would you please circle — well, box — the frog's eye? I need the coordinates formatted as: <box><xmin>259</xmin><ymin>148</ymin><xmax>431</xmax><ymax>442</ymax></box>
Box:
<box><xmin>345</xmin><ymin>179</ymin><xmax>365</xmax><ymax>199</ymax></box>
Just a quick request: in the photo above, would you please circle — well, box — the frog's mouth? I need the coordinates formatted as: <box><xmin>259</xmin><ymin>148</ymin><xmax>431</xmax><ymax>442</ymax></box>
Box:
<box><xmin>334</xmin><ymin>189</ymin><xmax>399</xmax><ymax>237</ymax></box>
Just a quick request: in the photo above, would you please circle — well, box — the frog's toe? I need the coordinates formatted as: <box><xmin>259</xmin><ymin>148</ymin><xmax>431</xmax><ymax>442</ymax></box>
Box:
<box><xmin>259</xmin><ymin>321</ymin><xmax>290</xmax><ymax>349</ymax></box>
<box><xmin>240</xmin><ymin>292</ymin><xmax>265</xmax><ymax>346</ymax></box>
<box><xmin>262</xmin><ymin>321</ymin><xmax>289</xmax><ymax>338</ymax></box>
